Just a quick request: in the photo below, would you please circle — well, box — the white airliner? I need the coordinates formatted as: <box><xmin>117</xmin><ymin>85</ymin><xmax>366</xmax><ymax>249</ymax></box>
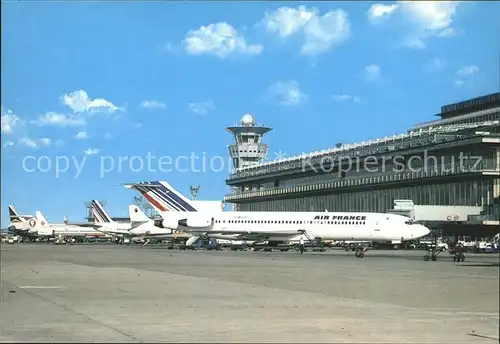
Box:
<box><xmin>84</xmin><ymin>200</ymin><xmax>187</xmax><ymax>244</ymax></box>
<box><xmin>7</xmin><ymin>205</ymin><xmax>36</xmax><ymax>236</ymax></box>
<box><xmin>123</xmin><ymin>183</ymin><xmax>256</xmax><ymax>246</ymax></box>
<box><xmin>35</xmin><ymin>211</ymin><xmax>108</xmax><ymax>239</ymax></box>
<box><xmin>124</xmin><ymin>181</ymin><xmax>431</xmax><ymax>257</ymax></box>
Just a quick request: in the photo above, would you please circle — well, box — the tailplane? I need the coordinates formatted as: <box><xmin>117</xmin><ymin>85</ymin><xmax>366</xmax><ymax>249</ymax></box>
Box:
<box><xmin>128</xmin><ymin>205</ymin><xmax>151</xmax><ymax>223</ymax></box>
<box><xmin>9</xmin><ymin>205</ymin><xmax>22</xmax><ymax>222</ymax></box>
<box><xmin>90</xmin><ymin>200</ymin><xmax>114</xmax><ymax>224</ymax></box>
<box><xmin>123</xmin><ymin>181</ymin><xmax>199</xmax><ymax>213</ymax></box>
<box><xmin>35</xmin><ymin>211</ymin><xmax>51</xmax><ymax>228</ymax></box>
<box><xmin>9</xmin><ymin>205</ymin><xmax>32</xmax><ymax>223</ymax></box>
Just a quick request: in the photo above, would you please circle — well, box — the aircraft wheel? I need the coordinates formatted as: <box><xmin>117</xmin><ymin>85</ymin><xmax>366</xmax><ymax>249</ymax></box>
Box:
<box><xmin>424</xmin><ymin>255</ymin><xmax>430</xmax><ymax>261</ymax></box>
<box><xmin>357</xmin><ymin>252</ymin><xmax>364</xmax><ymax>258</ymax></box>
<box><xmin>431</xmin><ymin>255</ymin><xmax>437</xmax><ymax>261</ymax></box>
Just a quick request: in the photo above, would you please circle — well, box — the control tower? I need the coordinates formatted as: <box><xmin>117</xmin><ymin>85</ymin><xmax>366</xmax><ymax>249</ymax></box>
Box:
<box><xmin>226</xmin><ymin>113</ymin><xmax>272</xmax><ymax>170</ymax></box>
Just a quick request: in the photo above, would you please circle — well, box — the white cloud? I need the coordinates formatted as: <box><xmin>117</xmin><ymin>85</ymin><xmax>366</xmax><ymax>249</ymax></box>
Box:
<box><xmin>18</xmin><ymin>137</ymin><xmax>38</xmax><ymax>149</ymax></box>
<box><xmin>426</xmin><ymin>57</ymin><xmax>447</xmax><ymax>72</ymax></box>
<box><xmin>183</xmin><ymin>22</ymin><xmax>263</xmax><ymax>59</ymax></box>
<box><xmin>140</xmin><ymin>100</ymin><xmax>166</xmax><ymax>109</ymax></box>
<box><xmin>1</xmin><ymin>107</ymin><xmax>23</xmax><ymax>135</ymax></box>
<box><xmin>75</xmin><ymin>131</ymin><xmax>88</xmax><ymax>139</ymax></box>
<box><xmin>83</xmin><ymin>148</ymin><xmax>99</xmax><ymax>156</ymax></box>
<box><xmin>3</xmin><ymin>141</ymin><xmax>14</xmax><ymax>148</ymax></box>
<box><xmin>104</xmin><ymin>133</ymin><xmax>112</xmax><ymax>139</ymax></box>
<box><xmin>261</xmin><ymin>6</ymin><xmax>351</xmax><ymax>55</ymax></box>
<box><xmin>437</xmin><ymin>27</ymin><xmax>457</xmax><ymax>37</ymax></box>
<box><xmin>267</xmin><ymin>80</ymin><xmax>307</xmax><ymax>106</ymax></box>
<box><xmin>332</xmin><ymin>94</ymin><xmax>361</xmax><ymax>103</ymax></box>
<box><xmin>456</xmin><ymin>65</ymin><xmax>479</xmax><ymax>77</ymax></box>
<box><xmin>454</xmin><ymin>65</ymin><xmax>479</xmax><ymax>87</ymax></box>
<box><xmin>61</xmin><ymin>90</ymin><xmax>122</xmax><ymax>114</ymax></box>
<box><xmin>32</xmin><ymin>112</ymin><xmax>86</xmax><ymax>127</ymax></box>
<box><xmin>400</xmin><ymin>1</ymin><xmax>459</xmax><ymax>32</ymax></box>
<box><xmin>368</xmin><ymin>2</ymin><xmax>461</xmax><ymax>48</ymax></box>
<box><xmin>40</xmin><ymin>138</ymin><xmax>51</xmax><ymax>146</ymax></box>
<box><xmin>364</xmin><ymin>64</ymin><xmax>381</xmax><ymax>82</ymax></box>
<box><xmin>367</xmin><ymin>4</ymin><xmax>398</xmax><ymax>23</ymax></box>
<box><xmin>17</xmin><ymin>137</ymin><xmax>52</xmax><ymax>149</ymax></box>
<box><xmin>188</xmin><ymin>100</ymin><xmax>215</xmax><ymax>115</ymax></box>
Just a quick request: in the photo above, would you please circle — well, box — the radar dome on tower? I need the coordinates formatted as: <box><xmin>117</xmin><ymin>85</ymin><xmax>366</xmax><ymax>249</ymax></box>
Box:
<box><xmin>241</xmin><ymin>113</ymin><xmax>256</xmax><ymax>126</ymax></box>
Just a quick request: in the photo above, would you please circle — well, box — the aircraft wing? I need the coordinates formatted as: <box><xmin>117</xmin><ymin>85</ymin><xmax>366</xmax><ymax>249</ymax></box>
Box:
<box><xmin>72</xmin><ymin>223</ymin><xmax>103</xmax><ymax>229</ymax></box>
<box><xmin>205</xmin><ymin>229</ymin><xmax>306</xmax><ymax>241</ymax></box>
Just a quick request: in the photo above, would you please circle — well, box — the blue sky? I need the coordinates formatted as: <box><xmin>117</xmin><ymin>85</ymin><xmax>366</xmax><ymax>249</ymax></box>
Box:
<box><xmin>1</xmin><ymin>1</ymin><xmax>499</xmax><ymax>226</ymax></box>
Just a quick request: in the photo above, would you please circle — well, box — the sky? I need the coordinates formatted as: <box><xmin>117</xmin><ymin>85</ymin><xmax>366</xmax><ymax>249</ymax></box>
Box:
<box><xmin>1</xmin><ymin>1</ymin><xmax>499</xmax><ymax>227</ymax></box>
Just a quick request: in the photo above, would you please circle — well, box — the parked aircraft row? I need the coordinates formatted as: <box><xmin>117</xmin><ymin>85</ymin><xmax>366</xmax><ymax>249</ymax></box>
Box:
<box><xmin>7</xmin><ymin>180</ymin><xmax>432</xmax><ymax>258</ymax></box>
<box><xmin>7</xmin><ymin>203</ymin><xmax>188</xmax><ymax>245</ymax></box>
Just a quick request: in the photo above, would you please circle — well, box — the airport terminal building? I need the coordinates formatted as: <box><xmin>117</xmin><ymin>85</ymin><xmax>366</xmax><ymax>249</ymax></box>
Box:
<box><xmin>224</xmin><ymin>93</ymin><xmax>500</xmax><ymax>235</ymax></box>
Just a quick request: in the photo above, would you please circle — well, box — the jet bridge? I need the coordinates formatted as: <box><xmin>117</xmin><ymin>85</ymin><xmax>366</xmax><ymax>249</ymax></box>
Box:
<box><xmin>387</xmin><ymin>200</ymin><xmax>482</xmax><ymax>223</ymax></box>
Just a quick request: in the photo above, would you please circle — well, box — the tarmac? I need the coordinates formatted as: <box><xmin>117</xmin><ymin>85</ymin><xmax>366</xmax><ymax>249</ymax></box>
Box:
<box><xmin>1</xmin><ymin>244</ymin><xmax>499</xmax><ymax>343</ymax></box>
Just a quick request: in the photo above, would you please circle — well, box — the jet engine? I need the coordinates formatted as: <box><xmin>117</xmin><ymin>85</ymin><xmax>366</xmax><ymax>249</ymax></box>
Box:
<box><xmin>153</xmin><ymin>219</ymin><xmax>165</xmax><ymax>228</ymax></box>
<box><xmin>178</xmin><ymin>216</ymin><xmax>213</xmax><ymax>229</ymax></box>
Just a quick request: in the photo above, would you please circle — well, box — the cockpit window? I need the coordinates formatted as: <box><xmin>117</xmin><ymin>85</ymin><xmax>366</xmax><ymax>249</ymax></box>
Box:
<box><xmin>405</xmin><ymin>220</ymin><xmax>415</xmax><ymax>225</ymax></box>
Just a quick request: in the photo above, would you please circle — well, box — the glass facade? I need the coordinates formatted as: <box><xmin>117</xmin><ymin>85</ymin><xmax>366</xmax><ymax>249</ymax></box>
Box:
<box><xmin>234</xmin><ymin>178</ymin><xmax>500</xmax><ymax>214</ymax></box>
<box><xmin>236</xmin><ymin>145</ymin><xmax>498</xmax><ymax>191</ymax></box>
<box><xmin>225</xmin><ymin>94</ymin><xmax>500</xmax><ymax>218</ymax></box>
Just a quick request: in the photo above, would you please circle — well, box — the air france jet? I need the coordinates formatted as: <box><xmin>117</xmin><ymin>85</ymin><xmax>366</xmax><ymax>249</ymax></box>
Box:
<box><xmin>85</xmin><ymin>200</ymin><xmax>183</xmax><ymax>244</ymax></box>
<box><xmin>124</xmin><ymin>181</ymin><xmax>430</xmax><ymax>258</ymax></box>
<box><xmin>123</xmin><ymin>182</ymin><xmax>254</xmax><ymax>246</ymax></box>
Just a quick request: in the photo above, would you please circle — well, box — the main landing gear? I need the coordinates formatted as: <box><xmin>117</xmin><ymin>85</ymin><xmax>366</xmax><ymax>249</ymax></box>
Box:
<box><xmin>452</xmin><ymin>252</ymin><xmax>465</xmax><ymax>262</ymax></box>
<box><xmin>354</xmin><ymin>245</ymin><xmax>368</xmax><ymax>258</ymax></box>
<box><xmin>423</xmin><ymin>246</ymin><xmax>447</xmax><ymax>261</ymax></box>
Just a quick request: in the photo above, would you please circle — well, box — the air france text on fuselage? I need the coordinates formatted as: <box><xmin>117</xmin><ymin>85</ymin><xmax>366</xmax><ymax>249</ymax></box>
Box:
<box><xmin>314</xmin><ymin>215</ymin><xmax>367</xmax><ymax>221</ymax></box>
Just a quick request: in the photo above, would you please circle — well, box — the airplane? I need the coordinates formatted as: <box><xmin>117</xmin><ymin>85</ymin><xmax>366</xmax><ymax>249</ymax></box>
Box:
<box><xmin>7</xmin><ymin>205</ymin><xmax>39</xmax><ymax>239</ymax></box>
<box><xmin>35</xmin><ymin>210</ymin><xmax>109</xmax><ymax>241</ymax></box>
<box><xmin>84</xmin><ymin>200</ymin><xmax>188</xmax><ymax>245</ymax></box>
<box><xmin>123</xmin><ymin>183</ymin><xmax>255</xmax><ymax>247</ymax></box>
<box><xmin>123</xmin><ymin>180</ymin><xmax>431</xmax><ymax>258</ymax></box>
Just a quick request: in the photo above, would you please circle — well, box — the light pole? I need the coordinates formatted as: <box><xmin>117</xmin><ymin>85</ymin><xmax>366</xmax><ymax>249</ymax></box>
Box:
<box><xmin>190</xmin><ymin>185</ymin><xmax>200</xmax><ymax>200</ymax></box>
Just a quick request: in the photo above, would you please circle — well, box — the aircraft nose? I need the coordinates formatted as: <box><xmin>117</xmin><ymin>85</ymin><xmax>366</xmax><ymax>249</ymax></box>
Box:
<box><xmin>418</xmin><ymin>225</ymin><xmax>430</xmax><ymax>238</ymax></box>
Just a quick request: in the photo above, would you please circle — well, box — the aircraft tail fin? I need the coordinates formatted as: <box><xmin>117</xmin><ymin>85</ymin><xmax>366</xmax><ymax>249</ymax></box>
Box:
<box><xmin>90</xmin><ymin>200</ymin><xmax>114</xmax><ymax>224</ymax></box>
<box><xmin>9</xmin><ymin>205</ymin><xmax>21</xmax><ymax>222</ymax></box>
<box><xmin>9</xmin><ymin>205</ymin><xmax>36</xmax><ymax>224</ymax></box>
<box><xmin>123</xmin><ymin>181</ymin><xmax>198</xmax><ymax>213</ymax></box>
<box><xmin>35</xmin><ymin>211</ymin><xmax>50</xmax><ymax>228</ymax></box>
<box><xmin>128</xmin><ymin>205</ymin><xmax>150</xmax><ymax>223</ymax></box>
